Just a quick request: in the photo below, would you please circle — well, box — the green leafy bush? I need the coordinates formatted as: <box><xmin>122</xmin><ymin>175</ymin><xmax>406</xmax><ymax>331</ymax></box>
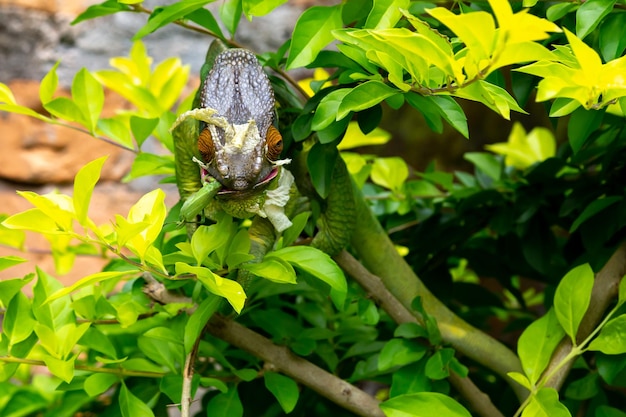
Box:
<box><xmin>1</xmin><ymin>0</ymin><xmax>626</xmax><ymax>416</ymax></box>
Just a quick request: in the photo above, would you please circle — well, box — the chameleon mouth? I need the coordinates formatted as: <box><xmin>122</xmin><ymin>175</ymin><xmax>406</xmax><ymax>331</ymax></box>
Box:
<box><xmin>215</xmin><ymin>167</ymin><xmax>279</xmax><ymax>196</ymax></box>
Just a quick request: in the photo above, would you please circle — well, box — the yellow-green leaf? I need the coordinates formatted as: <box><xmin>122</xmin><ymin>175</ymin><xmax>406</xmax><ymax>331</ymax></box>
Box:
<box><xmin>73</xmin><ymin>156</ymin><xmax>107</xmax><ymax>225</ymax></box>
<box><xmin>176</xmin><ymin>263</ymin><xmax>246</xmax><ymax>313</ymax></box>
<box><xmin>45</xmin><ymin>270</ymin><xmax>139</xmax><ymax>304</ymax></box>
<box><xmin>338</xmin><ymin>121</ymin><xmax>391</xmax><ymax>150</ymax></box>
<box><xmin>40</xmin><ymin>61</ymin><xmax>60</xmax><ymax>104</ymax></box>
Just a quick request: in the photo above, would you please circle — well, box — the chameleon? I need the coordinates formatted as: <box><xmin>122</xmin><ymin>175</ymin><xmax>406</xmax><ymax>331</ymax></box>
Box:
<box><xmin>171</xmin><ymin>40</ymin><xmax>355</xmax><ymax>271</ymax></box>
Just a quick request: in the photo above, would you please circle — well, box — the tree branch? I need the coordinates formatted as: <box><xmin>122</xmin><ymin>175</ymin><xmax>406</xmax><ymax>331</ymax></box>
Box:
<box><xmin>206</xmin><ymin>314</ymin><xmax>385</xmax><ymax>417</ymax></box>
<box><xmin>545</xmin><ymin>241</ymin><xmax>626</xmax><ymax>390</ymax></box>
<box><xmin>348</xmin><ymin>190</ymin><xmax>527</xmax><ymax>401</ymax></box>
<box><xmin>335</xmin><ymin>250</ymin><xmax>505</xmax><ymax>417</ymax></box>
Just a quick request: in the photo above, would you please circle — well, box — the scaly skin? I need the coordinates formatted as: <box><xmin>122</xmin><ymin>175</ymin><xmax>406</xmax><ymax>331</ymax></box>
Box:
<box><xmin>173</xmin><ymin>40</ymin><xmax>355</xmax><ymax>291</ymax></box>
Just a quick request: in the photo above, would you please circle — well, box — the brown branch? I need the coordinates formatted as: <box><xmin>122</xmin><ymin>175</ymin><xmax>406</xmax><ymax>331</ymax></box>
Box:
<box><xmin>206</xmin><ymin>314</ymin><xmax>385</xmax><ymax>417</ymax></box>
<box><xmin>545</xmin><ymin>241</ymin><xmax>626</xmax><ymax>390</ymax></box>
<box><xmin>334</xmin><ymin>250</ymin><xmax>505</xmax><ymax>417</ymax></box>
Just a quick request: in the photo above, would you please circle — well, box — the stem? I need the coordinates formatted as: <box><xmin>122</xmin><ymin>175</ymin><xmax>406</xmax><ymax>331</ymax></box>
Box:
<box><xmin>0</xmin><ymin>356</ymin><xmax>165</xmax><ymax>378</ymax></box>
<box><xmin>181</xmin><ymin>337</ymin><xmax>201</xmax><ymax>417</ymax></box>
<box><xmin>206</xmin><ymin>314</ymin><xmax>385</xmax><ymax>417</ymax></box>
<box><xmin>349</xmin><ymin>188</ymin><xmax>528</xmax><ymax>402</ymax></box>
<box><xmin>335</xmin><ymin>250</ymin><xmax>506</xmax><ymax>417</ymax></box>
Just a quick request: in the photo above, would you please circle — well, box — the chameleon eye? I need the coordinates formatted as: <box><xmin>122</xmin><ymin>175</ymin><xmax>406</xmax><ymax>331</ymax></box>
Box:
<box><xmin>266</xmin><ymin>125</ymin><xmax>283</xmax><ymax>161</ymax></box>
<box><xmin>198</xmin><ymin>127</ymin><xmax>214</xmax><ymax>162</ymax></box>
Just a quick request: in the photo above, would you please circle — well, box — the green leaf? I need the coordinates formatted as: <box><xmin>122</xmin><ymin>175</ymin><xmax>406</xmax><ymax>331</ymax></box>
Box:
<box><xmin>125</xmin><ymin>153</ymin><xmax>175</xmax><ymax>181</ymax></box>
<box><xmin>264</xmin><ymin>372</ymin><xmax>299</xmax><ymax>413</ymax></box>
<box><xmin>130</xmin><ymin>115</ymin><xmax>159</xmax><ymax>148</ymax></box>
<box><xmin>242</xmin><ymin>0</ymin><xmax>288</xmax><ymax>18</ymax></box>
<box><xmin>241</xmin><ymin>257</ymin><xmax>297</xmax><ymax>284</ymax></box>
<box><xmin>568</xmin><ymin>107</ymin><xmax>604</xmax><ymax>154</ymax></box>
<box><xmin>219</xmin><ymin>0</ymin><xmax>243</xmax><ymax>36</ymax></box>
<box><xmin>267</xmin><ymin>246</ymin><xmax>347</xmax><ymax>308</ymax></box>
<box><xmin>587</xmin><ymin>315</ymin><xmax>626</xmax><ymax>354</ymax></box>
<box><xmin>176</xmin><ymin>263</ymin><xmax>246</xmax><ymax>313</ymax></box>
<box><xmin>370</xmin><ymin>157</ymin><xmax>409</xmax><ymax>190</ymax></box>
<box><xmin>4</xmin><ymin>292</ymin><xmax>36</xmax><ymax>347</ymax></box>
<box><xmin>33</xmin><ymin>268</ymin><xmax>73</xmax><ymax>331</ymax></box>
<box><xmin>98</xmin><ymin>117</ymin><xmax>134</xmax><ymax>149</ymax></box>
<box><xmin>45</xmin><ymin>270</ymin><xmax>138</xmax><ymax>304</ymax></box>
<box><xmin>380</xmin><ymin>392</ymin><xmax>471</xmax><ymax>417</ymax></box>
<box><xmin>137</xmin><ymin>327</ymin><xmax>184</xmax><ymax>372</ymax></box>
<box><xmin>71</xmin><ymin>0</ymin><xmax>131</xmax><ymax>25</ymax></box>
<box><xmin>378</xmin><ymin>339</ymin><xmax>427</xmax><ymax>371</ymax></box>
<box><xmin>554</xmin><ymin>263</ymin><xmax>595</xmax><ymax>344</ymax></box>
<box><xmin>134</xmin><ymin>0</ymin><xmax>213</xmax><ymax>40</ymax></box>
<box><xmin>307</xmin><ymin>141</ymin><xmax>338</xmax><ymax>199</ymax></box>
<box><xmin>73</xmin><ymin>156</ymin><xmax>107</xmax><ymax>225</ymax></box>
<box><xmin>120</xmin><ymin>384</ymin><xmax>155</xmax><ymax>417</ymax></box>
<box><xmin>364</xmin><ymin>0</ymin><xmax>409</xmax><ymax>29</ymax></box>
<box><xmin>596</xmin><ymin>406</ymin><xmax>626</xmax><ymax>417</ymax></box>
<box><xmin>187</xmin><ymin>8</ymin><xmax>225</xmax><ymax>38</ymax></box>
<box><xmin>0</xmin><ymin>255</ymin><xmax>26</xmax><ymax>272</ymax></box>
<box><xmin>517</xmin><ymin>308</ymin><xmax>565</xmax><ymax>386</ymax></box>
<box><xmin>464</xmin><ymin>152</ymin><xmax>501</xmax><ymax>181</ymax></box>
<box><xmin>72</xmin><ymin>68</ymin><xmax>104</xmax><ymax>133</ymax></box>
<box><xmin>184</xmin><ymin>295</ymin><xmax>221</xmax><ymax>354</ymax></box>
<box><xmin>0</xmin><ymin>103</ymin><xmax>51</xmax><ymax>122</ymax></box>
<box><xmin>576</xmin><ymin>0</ymin><xmax>616</xmax><ymax>40</ymax></box>
<box><xmin>84</xmin><ymin>373</ymin><xmax>118</xmax><ymax>397</ymax></box>
<box><xmin>42</xmin><ymin>354</ymin><xmax>75</xmax><ymax>383</ymax></box>
<box><xmin>425</xmin><ymin>348</ymin><xmax>455</xmax><ymax>380</ymax></box>
<box><xmin>431</xmin><ymin>96</ymin><xmax>468</xmax><ymax>138</ymax></box>
<box><xmin>312</xmin><ymin>89</ymin><xmax>351</xmax><ymax>130</ymax></box>
<box><xmin>40</xmin><ymin>61</ymin><xmax>60</xmax><ymax>104</ymax></box>
<box><xmin>564</xmin><ymin>372</ymin><xmax>599</xmax><ymax>400</ymax></box>
<box><xmin>286</xmin><ymin>5</ymin><xmax>343</xmax><ymax>69</ymax></box>
<box><xmin>508</xmin><ymin>372</ymin><xmax>533</xmax><ymax>391</ymax></box>
<box><xmin>599</xmin><ymin>13</ymin><xmax>626</xmax><ymax>61</ymax></box>
<box><xmin>206</xmin><ymin>387</ymin><xmax>243</xmax><ymax>417</ymax></box>
<box><xmin>570</xmin><ymin>196</ymin><xmax>622</xmax><ymax>232</ymax></box>
<box><xmin>522</xmin><ymin>387</ymin><xmax>571</xmax><ymax>417</ymax></box>
<box><xmin>337</xmin><ymin>81</ymin><xmax>399</xmax><ymax>120</ymax></box>
<box><xmin>191</xmin><ymin>220</ymin><xmax>233</xmax><ymax>266</ymax></box>
<box><xmin>44</xmin><ymin>97</ymin><xmax>85</xmax><ymax>124</ymax></box>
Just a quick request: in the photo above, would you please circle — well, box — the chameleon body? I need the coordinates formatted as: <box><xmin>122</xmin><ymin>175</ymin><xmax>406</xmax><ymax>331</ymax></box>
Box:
<box><xmin>173</xmin><ymin>40</ymin><xmax>355</xmax><ymax>265</ymax></box>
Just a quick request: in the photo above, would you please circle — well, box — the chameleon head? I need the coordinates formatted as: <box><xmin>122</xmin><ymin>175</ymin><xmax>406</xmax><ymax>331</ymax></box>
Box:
<box><xmin>197</xmin><ymin>48</ymin><xmax>283</xmax><ymax>192</ymax></box>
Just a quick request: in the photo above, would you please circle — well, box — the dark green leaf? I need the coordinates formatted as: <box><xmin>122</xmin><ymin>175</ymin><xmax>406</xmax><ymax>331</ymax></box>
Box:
<box><xmin>570</xmin><ymin>196</ymin><xmax>622</xmax><ymax>232</ymax></box>
<box><xmin>599</xmin><ymin>12</ymin><xmax>626</xmax><ymax>61</ymax></box>
<box><xmin>431</xmin><ymin>95</ymin><xmax>468</xmax><ymax>138</ymax></box>
<box><xmin>264</xmin><ymin>372</ymin><xmax>299</xmax><ymax>413</ymax></box>
<box><xmin>307</xmin><ymin>141</ymin><xmax>338</xmax><ymax>198</ymax></box>
<box><xmin>464</xmin><ymin>153</ymin><xmax>501</xmax><ymax>181</ymax></box>
<box><xmin>312</xmin><ymin>89</ymin><xmax>351</xmax><ymax>130</ymax></box>
<box><xmin>547</xmin><ymin>3</ymin><xmax>578</xmax><ymax>21</ymax></box>
<box><xmin>567</xmin><ymin>107</ymin><xmax>604</xmax><ymax>154</ymax></box>
<box><xmin>564</xmin><ymin>372</ymin><xmax>599</xmax><ymax>400</ymax></box>
<box><xmin>206</xmin><ymin>387</ymin><xmax>243</xmax><ymax>417</ymax></box>
<box><xmin>394</xmin><ymin>322</ymin><xmax>428</xmax><ymax>339</ymax></box>
<box><xmin>425</xmin><ymin>348</ymin><xmax>455</xmax><ymax>380</ymax></box>
<box><xmin>596</xmin><ymin>406</ymin><xmax>626</xmax><ymax>417</ymax></box>
<box><xmin>406</xmin><ymin>93</ymin><xmax>444</xmax><ymax>134</ymax></box>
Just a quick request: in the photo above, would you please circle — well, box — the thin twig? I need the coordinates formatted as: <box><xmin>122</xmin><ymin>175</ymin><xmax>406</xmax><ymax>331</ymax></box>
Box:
<box><xmin>334</xmin><ymin>250</ymin><xmax>506</xmax><ymax>417</ymax></box>
<box><xmin>206</xmin><ymin>314</ymin><xmax>385</xmax><ymax>417</ymax></box>
<box><xmin>181</xmin><ymin>336</ymin><xmax>202</xmax><ymax>417</ymax></box>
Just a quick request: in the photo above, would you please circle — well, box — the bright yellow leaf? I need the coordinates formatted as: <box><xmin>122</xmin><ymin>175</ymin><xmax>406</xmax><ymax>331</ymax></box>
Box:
<box><xmin>298</xmin><ymin>68</ymin><xmax>333</xmax><ymax>97</ymax></box>
<box><xmin>338</xmin><ymin>121</ymin><xmax>391</xmax><ymax>150</ymax></box>
<box><xmin>486</xmin><ymin>122</ymin><xmax>555</xmax><ymax>169</ymax></box>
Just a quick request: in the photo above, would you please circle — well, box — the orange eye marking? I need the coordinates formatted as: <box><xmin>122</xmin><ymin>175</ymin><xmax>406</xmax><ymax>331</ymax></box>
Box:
<box><xmin>266</xmin><ymin>125</ymin><xmax>283</xmax><ymax>161</ymax></box>
<box><xmin>198</xmin><ymin>127</ymin><xmax>214</xmax><ymax>162</ymax></box>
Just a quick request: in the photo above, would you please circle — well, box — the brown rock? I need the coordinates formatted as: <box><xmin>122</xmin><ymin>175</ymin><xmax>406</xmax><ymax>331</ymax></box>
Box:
<box><xmin>0</xmin><ymin>0</ymin><xmax>95</xmax><ymax>15</ymax></box>
<box><xmin>0</xmin><ymin>79</ymin><xmax>135</xmax><ymax>184</ymax></box>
